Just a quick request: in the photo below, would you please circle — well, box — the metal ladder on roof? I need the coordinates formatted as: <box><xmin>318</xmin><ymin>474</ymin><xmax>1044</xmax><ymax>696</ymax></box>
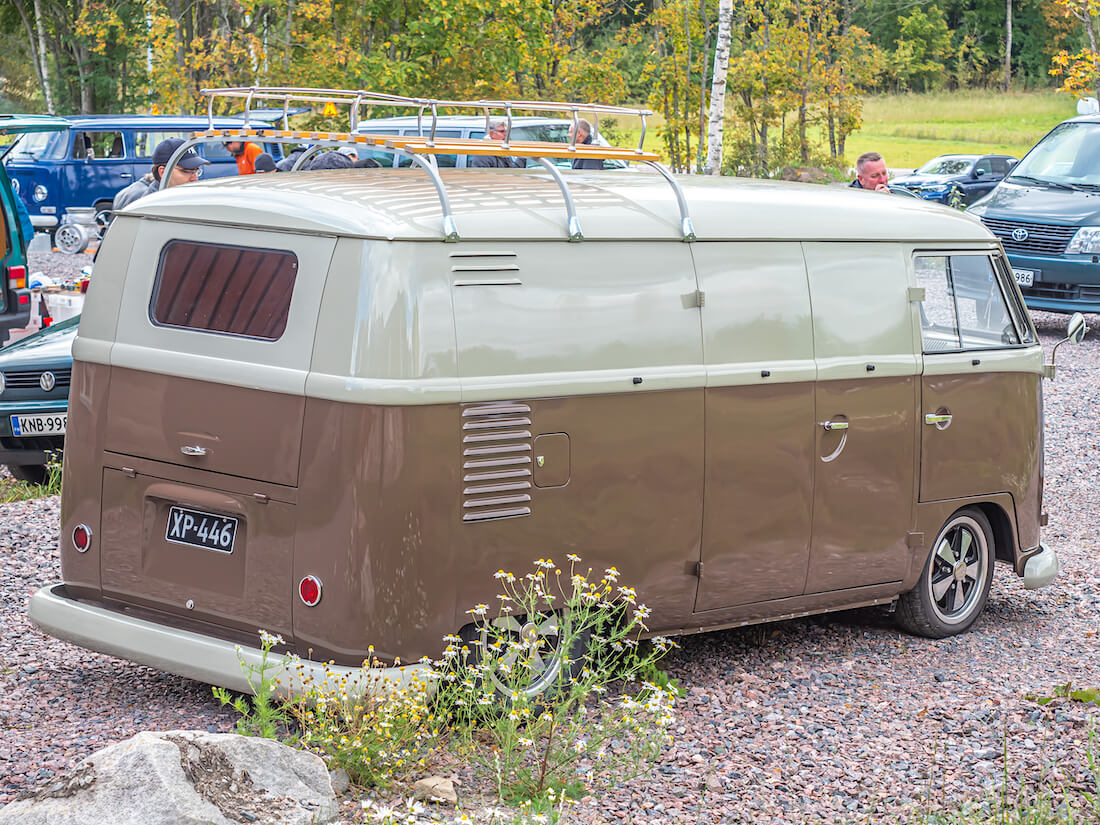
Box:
<box><xmin>157</xmin><ymin>86</ymin><xmax>697</xmax><ymax>243</ymax></box>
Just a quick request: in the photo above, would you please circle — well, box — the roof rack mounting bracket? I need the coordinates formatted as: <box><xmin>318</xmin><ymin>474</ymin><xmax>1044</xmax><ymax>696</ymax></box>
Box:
<box><xmin>536</xmin><ymin>158</ymin><xmax>584</xmax><ymax>242</ymax></box>
<box><xmin>409</xmin><ymin>155</ymin><xmax>460</xmax><ymax>242</ymax></box>
<box><xmin>641</xmin><ymin>161</ymin><xmax>697</xmax><ymax>242</ymax></box>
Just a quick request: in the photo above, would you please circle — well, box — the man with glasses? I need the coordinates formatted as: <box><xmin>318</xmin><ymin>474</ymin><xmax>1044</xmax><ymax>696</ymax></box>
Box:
<box><xmin>113</xmin><ymin>138</ymin><xmax>209</xmax><ymax>211</ymax></box>
<box><xmin>470</xmin><ymin>119</ymin><xmax>520</xmax><ymax>169</ymax></box>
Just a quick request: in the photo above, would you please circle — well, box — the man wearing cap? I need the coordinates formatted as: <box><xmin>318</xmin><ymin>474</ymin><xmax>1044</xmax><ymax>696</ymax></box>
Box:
<box><xmin>112</xmin><ymin>138</ymin><xmax>209</xmax><ymax>211</ymax></box>
<box><xmin>336</xmin><ymin>146</ymin><xmax>358</xmax><ymax>163</ymax></box>
<box><xmin>225</xmin><ymin>139</ymin><xmax>264</xmax><ymax>175</ymax></box>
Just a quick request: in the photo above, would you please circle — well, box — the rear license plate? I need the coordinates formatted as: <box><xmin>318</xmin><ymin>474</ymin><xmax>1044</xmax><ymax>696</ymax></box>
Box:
<box><xmin>9</xmin><ymin>413</ymin><xmax>66</xmax><ymax>436</ymax></box>
<box><xmin>165</xmin><ymin>506</ymin><xmax>238</xmax><ymax>553</ymax></box>
<box><xmin>1012</xmin><ymin>268</ymin><xmax>1036</xmax><ymax>287</ymax></box>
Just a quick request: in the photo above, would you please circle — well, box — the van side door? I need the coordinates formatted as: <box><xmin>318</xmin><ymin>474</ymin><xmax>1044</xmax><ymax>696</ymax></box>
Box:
<box><xmin>913</xmin><ymin>252</ymin><xmax>1041</xmax><ymax>547</ymax></box>
<box><xmin>803</xmin><ymin>243</ymin><xmax>919</xmax><ymax>592</ymax></box>
<box><xmin>691</xmin><ymin>242</ymin><xmax>817</xmax><ymax>611</ymax></box>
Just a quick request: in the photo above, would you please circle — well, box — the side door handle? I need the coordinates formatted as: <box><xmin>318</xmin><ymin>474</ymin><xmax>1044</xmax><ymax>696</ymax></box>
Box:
<box><xmin>821</xmin><ymin>420</ymin><xmax>849</xmax><ymax>431</ymax></box>
<box><xmin>925</xmin><ymin>412</ymin><xmax>953</xmax><ymax>427</ymax></box>
<box><xmin>119</xmin><ymin>172</ymin><xmax>132</xmax><ymax>179</ymax></box>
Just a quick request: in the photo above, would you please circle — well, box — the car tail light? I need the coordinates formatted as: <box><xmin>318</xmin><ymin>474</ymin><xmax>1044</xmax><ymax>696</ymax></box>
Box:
<box><xmin>298</xmin><ymin>575</ymin><xmax>322</xmax><ymax>606</ymax></box>
<box><xmin>8</xmin><ymin>265</ymin><xmax>25</xmax><ymax>290</ymax></box>
<box><xmin>72</xmin><ymin>524</ymin><xmax>93</xmax><ymax>553</ymax></box>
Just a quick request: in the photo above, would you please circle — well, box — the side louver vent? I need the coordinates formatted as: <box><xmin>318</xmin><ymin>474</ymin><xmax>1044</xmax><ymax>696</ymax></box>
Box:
<box><xmin>461</xmin><ymin>402</ymin><xmax>533</xmax><ymax>522</ymax></box>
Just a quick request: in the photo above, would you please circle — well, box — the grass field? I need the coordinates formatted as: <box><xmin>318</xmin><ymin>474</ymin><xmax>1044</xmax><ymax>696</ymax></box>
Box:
<box><xmin>844</xmin><ymin>89</ymin><xmax>1075</xmax><ymax>170</ymax></box>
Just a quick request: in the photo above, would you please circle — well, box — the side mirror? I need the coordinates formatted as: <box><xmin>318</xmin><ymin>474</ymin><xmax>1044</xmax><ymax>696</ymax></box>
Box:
<box><xmin>85</xmin><ymin>148</ymin><xmax>94</xmax><ymax>162</ymax></box>
<box><xmin>974</xmin><ymin>168</ymin><xmax>986</xmax><ymax>178</ymax></box>
<box><xmin>1046</xmin><ymin>312</ymin><xmax>1089</xmax><ymax>379</ymax></box>
<box><xmin>1067</xmin><ymin>311</ymin><xmax>1087</xmax><ymax>343</ymax></box>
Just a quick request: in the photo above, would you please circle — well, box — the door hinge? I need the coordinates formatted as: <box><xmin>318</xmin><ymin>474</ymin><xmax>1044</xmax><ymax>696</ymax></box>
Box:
<box><xmin>253</xmin><ymin>493</ymin><xmax>269</xmax><ymax>504</ymax></box>
<box><xmin>694</xmin><ymin>289</ymin><xmax>705</xmax><ymax>308</ymax></box>
<box><xmin>122</xmin><ymin>467</ymin><xmax>136</xmax><ymax>478</ymax></box>
<box><xmin>694</xmin><ymin>561</ymin><xmax>704</xmax><ymax>578</ymax></box>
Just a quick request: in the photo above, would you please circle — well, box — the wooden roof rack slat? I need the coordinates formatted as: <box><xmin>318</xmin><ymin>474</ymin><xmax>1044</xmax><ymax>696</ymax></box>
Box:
<box><xmin>154</xmin><ymin>87</ymin><xmax>696</xmax><ymax>244</ymax></box>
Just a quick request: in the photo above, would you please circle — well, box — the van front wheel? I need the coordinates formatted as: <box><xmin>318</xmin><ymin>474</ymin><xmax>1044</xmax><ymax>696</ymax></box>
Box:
<box><xmin>896</xmin><ymin>508</ymin><xmax>995</xmax><ymax>638</ymax></box>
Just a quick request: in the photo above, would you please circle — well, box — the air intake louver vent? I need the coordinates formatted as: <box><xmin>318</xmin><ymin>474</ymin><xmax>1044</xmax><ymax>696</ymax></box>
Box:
<box><xmin>979</xmin><ymin>217</ymin><xmax>1077</xmax><ymax>256</ymax></box>
<box><xmin>461</xmin><ymin>402</ymin><xmax>533</xmax><ymax>522</ymax></box>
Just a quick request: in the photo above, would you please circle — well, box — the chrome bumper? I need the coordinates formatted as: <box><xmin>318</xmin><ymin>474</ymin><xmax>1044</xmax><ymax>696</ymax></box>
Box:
<box><xmin>1022</xmin><ymin>543</ymin><xmax>1059</xmax><ymax>590</ymax></box>
<box><xmin>29</xmin><ymin>584</ymin><xmax>431</xmax><ymax>698</ymax></box>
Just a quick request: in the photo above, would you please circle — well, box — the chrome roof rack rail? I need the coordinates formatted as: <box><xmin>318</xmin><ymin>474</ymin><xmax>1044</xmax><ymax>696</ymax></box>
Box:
<box><xmin>156</xmin><ymin>86</ymin><xmax>694</xmax><ymax>243</ymax></box>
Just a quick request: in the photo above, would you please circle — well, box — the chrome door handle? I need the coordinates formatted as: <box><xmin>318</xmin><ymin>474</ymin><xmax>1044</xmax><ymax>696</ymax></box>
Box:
<box><xmin>924</xmin><ymin>413</ymin><xmax>953</xmax><ymax>426</ymax></box>
<box><xmin>180</xmin><ymin>445</ymin><xmax>207</xmax><ymax>456</ymax></box>
<box><xmin>821</xmin><ymin>420</ymin><xmax>849</xmax><ymax>431</ymax></box>
<box><xmin>119</xmin><ymin>172</ymin><xmax>133</xmax><ymax>179</ymax></box>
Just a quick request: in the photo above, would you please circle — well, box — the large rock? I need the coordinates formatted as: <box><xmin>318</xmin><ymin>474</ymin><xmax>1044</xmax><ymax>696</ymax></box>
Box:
<box><xmin>0</xmin><ymin>731</ymin><xmax>338</xmax><ymax>825</ymax></box>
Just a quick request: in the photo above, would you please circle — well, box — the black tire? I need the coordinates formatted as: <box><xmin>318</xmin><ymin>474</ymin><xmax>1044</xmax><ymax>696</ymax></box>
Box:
<box><xmin>7</xmin><ymin>464</ymin><xmax>47</xmax><ymax>485</ymax></box>
<box><xmin>896</xmin><ymin>507</ymin><xmax>995</xmax><ymax>638</ymax></box>
<box><xmin>460</xmin><ymin>612</ymin><xmax>590</xmax><ymax>703</ymax></box>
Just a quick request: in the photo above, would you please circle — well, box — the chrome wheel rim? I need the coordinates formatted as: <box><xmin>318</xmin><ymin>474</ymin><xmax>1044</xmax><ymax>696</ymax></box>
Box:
<box><xmin>481</xmin><ymin>614</ymin><xmax>566</xmax><ymax>698</ymax></box>
<box><xmin>927</xmin><ymin>516</ymin><xmax>988</xmax><ymax>625</ymax></box>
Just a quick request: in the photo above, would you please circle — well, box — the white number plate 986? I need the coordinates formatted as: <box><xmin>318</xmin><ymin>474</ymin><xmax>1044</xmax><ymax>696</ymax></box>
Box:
<box><xmin>165</xmin><ymin>506</ymin><xmax>238</xmax><ymax>553</ymax></box>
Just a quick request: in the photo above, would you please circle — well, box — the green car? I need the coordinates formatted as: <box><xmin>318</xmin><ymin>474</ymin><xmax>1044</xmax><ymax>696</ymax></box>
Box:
<box><xmin>0</xmin><ymin>114</ymin><xmax>69</xmax><ymax>344</ymax></box>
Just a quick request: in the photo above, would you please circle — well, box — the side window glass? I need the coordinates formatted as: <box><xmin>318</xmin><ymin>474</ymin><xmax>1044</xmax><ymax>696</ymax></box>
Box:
<box><xmin>915</xmin><ymin>254</ymin><xmax>1022</xmax><ymax>352</ymax></box>
<box><xmin>974</xmin><ymin>158</ymin><xmax>993</xmax><ymax>175</ymax></box>
<box><xmin>915</xmin><ymin>256</ymin><xmax>960</xmax><ymax>351</ymax></box>
<box><xmin>150</xmin><ymin>241</ymin><xmax>298</xmax><ymax>340</ymax></box>
<box><xmin>991</xmin><ymin>158</ymin><xmax>1008</xmax><ymax>176</ymax></box>
<box><xmin>202</xmin><ymin>141</ymin><xmax>233</xmax><ymax>160</ymax></box>
<box><xmin>71</xmin><ymin>131</ymin><xmax>124</xmax><ymax>160</ymax></box>
<box><xmin>133</xmin><ymin>132</ymin><xmax>188</xmax><ymax>157</ymax></box>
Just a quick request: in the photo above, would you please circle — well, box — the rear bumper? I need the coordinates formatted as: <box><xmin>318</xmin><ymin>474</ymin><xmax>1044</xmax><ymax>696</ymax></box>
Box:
<box><xmin>1022</xmin><ymin>543</ymin><xmax>1059</xmax><ymax>590</ymax></box>
<box><xmin>29</xmin><ymin>583</ymin><xmax>432</xmax><ymax>699</ymax></box>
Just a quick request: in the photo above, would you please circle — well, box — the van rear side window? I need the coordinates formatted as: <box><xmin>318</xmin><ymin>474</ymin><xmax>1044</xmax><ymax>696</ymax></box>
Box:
<box><xmin>150</xmin><ymin>241</ymin><xmax>298</xmax><ymax>340</ymax></box>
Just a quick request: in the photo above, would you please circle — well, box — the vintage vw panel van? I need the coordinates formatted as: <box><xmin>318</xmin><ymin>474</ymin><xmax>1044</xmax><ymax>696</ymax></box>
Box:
<box><xmin>30</xmin><ymin>165</ymin><xmax>1057</xmax><ymax>695</ymax></box>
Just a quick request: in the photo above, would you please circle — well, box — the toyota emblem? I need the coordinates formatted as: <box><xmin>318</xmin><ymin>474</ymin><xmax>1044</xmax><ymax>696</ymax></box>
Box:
<box><xmin>39</xmin><ymin>371</ymin><xmax>56</xmax><ymax>392</ymax></box>
<box><xmin>1011</xmin><ymin>227</ymin><xmax>1029</xmax><ymax>242</ymax></box>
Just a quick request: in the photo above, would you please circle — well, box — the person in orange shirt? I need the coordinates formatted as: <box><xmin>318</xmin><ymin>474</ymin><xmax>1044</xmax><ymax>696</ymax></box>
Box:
<box><xmin>224</xmin><ymin>140</ymin><xmax>263</xmax><ymax>175</ymax></box>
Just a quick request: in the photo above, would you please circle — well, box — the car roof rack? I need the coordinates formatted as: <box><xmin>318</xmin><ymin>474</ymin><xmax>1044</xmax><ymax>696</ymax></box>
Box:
<box><xmin>158</xmin><ymin>86</ymin><xmax>696</xmax><ymax>243</ymax></box>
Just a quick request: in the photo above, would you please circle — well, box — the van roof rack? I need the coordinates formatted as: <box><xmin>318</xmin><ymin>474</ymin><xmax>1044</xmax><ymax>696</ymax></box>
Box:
<box><xmin>157</xmin><ymin>86</ymin><xmax>696</xmax><ymax>243</ymax></box>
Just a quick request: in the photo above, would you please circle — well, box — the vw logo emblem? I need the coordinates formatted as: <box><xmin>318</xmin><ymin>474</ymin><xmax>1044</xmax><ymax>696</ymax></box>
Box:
<box><xmin>1011</xmin><ymin>227</ymin><xmax>1029</xmax><ymax>242</ymax></box>
<box><xmin>39</xmin><ymin>371</ymin><xmax>56</xmax><ymax>392</ymax></box>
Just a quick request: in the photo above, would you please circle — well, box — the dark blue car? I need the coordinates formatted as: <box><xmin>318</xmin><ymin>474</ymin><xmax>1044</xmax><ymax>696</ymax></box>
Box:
<box><xmin>3</xmin><ymin>115</ymin><xmax>281</xmax><ymax>237</ymax></box>
<box><xmin>890</xmin><ymin>154</ymin><xmax>1017</xmax><ymax>206</ymax></box>
<box><xmin>0</xmin><ymin>313</ymin><xmax>77</xmax><ymax>483</ymax></box>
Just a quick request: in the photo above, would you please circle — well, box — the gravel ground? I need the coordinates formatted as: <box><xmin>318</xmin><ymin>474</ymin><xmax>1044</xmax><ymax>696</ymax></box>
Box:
<box><xmin>1</xmin><ymin>290</ymin><xmax>1098</xmax><ymax>823</ymax></box>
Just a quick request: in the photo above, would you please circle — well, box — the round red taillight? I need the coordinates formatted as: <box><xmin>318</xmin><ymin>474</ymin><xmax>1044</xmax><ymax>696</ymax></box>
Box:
<box><xmin>72</xmin><ymin>523</ymin><xmax>92</xmax><ymax>553</ymax></box>
<box><xmin>298</xmin><ymin>575</ymin><xmax>322</xmax><ymax>606</ymax></box>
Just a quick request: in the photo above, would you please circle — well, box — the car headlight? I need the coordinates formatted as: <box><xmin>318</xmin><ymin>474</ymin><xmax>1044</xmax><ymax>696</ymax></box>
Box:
<box><xmin>0</xmin><ymin>372</ymin><xmax>5</xmax><ymax>395</ymax></box>
<box><xmin>32</xmin><ymin>184</ymin><xmax>47</xmax><ymax>202</ymax></box>
<box><xmin>921</xmin><ymin>184</ymin><xmax>951</xmax><ymax>194</ymax></box>
<box><xmin>1065</xmin><ymin>226</ymin><xmax>1100</xmax><ymax>254</ymax></box>
<box><xmin>10</xmin><ymin>178</ymin><xmax>18</xmax><ymax>196</ymax></box>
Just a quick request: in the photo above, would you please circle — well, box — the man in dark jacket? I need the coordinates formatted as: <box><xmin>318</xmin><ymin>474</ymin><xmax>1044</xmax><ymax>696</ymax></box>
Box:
<box><xmin>470</xmin><ymin>120</ymin><xmax>520</xmax><ymax>169</ymax></box>
<box><xmin>569</xmin><ymin>119</ymin><xmax>604</xmax><ymax>171</ymax></box>
<box><xmin>849</xmin><ymin>152</ymin><xmax>889</xmax><ymax>192</ymax></box>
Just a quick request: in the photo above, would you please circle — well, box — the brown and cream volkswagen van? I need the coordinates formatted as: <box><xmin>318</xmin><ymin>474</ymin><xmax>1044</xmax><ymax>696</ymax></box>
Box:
<box><xmin>27</xmin><ymin>93</ymin><xmax>1067</xmax><ymax>696</ymax></box>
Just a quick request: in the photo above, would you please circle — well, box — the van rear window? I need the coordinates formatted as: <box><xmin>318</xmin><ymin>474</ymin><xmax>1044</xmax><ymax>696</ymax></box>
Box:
<box><xmin>150</xmin><ymin>241</ymin><xmax>298</xmax><ymax>340</ymax></box>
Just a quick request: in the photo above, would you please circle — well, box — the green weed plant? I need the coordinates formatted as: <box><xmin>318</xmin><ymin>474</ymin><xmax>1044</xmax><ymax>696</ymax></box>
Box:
<box><xmin>435</xmin><ymin>556</ymin><xmax>678</xmax><ymax>803</ymax></box>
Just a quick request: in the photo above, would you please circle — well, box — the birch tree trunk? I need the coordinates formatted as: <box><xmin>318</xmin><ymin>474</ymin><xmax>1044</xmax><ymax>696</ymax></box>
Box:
<box><xmin>1002</xmin><ymin>0</ymin><xmax>1012</xmax><ymax>91</ymax></box>
<box><xmin>31</xmin><ymin>0</ymin><xmax>55</xmax><ymax>113</ymax></box>
<box><xmin>704</xmin><ymin>0</ymin><xmax>733</xmax><ymax>175</ymax></box>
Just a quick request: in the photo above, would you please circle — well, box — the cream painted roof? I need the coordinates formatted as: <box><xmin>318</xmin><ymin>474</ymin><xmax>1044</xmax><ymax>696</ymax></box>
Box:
<box><xmin>122</xmin><ymin>168</ymin><xmax>994</xmax><ymax>244</ymax></box>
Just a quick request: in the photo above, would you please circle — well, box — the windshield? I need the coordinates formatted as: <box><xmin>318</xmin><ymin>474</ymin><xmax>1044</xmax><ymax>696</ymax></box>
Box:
<box><xmin>1009</xmin><ymin>121</ymin><xmax>1100</xmax><ymax>186</ymax></box>
<box><xmin>6</xmin><ymin>130</ymin><xmax>62</xmax><ymax>159</ymax></box>
<box><xmin>917</xmin><ymin>156</ymin><xmax>975</xmax><ymax>175</ymax></box>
